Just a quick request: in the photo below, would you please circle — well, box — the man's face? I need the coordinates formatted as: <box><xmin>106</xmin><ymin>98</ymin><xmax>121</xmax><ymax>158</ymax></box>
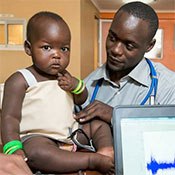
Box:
<box><xmin>106</xmin><ymin>11</ymin><xmax>153</xmax><ymax>73</ymax></box>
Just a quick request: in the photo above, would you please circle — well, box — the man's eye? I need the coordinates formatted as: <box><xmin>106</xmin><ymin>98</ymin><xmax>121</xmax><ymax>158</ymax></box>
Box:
<box><xmin>42</xmin><ymin>46</ymin><xmax>51</xmax><ymax>50</ymax></box>
<box><xmin>61</xmin><ymin>47</ymin><xmax>69</xmax><ymax>52</ymax></box>
<box><xmin>108</xmin><ymin>34</ymin><xmax>115</xmax><ymax>42</ymax></box>
<box><xmin>126</xmin><ymin>43</ymin><xmax>134</xmax><ymax>51</ymax></box>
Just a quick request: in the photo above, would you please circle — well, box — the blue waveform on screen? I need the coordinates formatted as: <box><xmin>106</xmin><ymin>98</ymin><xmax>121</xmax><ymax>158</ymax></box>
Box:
<box><xmin>147</xmin><ymin>156</ymin><xmax>175</xmax><ymax>174</ymax></box>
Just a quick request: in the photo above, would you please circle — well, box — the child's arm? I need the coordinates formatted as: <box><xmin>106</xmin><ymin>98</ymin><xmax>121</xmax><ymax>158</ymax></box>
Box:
<box><xmin>1</xmin><ymin>72</ymin><xmax>28</xmax><ymax>159</ymax></box>
<box><xmin>57</xmin><ymin>70</ymin><xmax>88</xmax><ymax>105</ymax></box>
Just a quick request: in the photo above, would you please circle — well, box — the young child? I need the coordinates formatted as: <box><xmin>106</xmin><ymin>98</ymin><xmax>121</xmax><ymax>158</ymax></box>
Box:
<box><xmin>1</xmin><ymin>11</ymin><xmax>114</xmax><ymax>174</ymax></box>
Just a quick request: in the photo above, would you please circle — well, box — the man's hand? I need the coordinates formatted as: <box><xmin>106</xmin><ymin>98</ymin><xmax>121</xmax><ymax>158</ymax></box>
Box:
<box><xmin>0</xmin><ymin>153</ymin><xmax>32</xmax><ymax>175</ymax></box>
<box><xmin>74</xmin><ymin>100</ymin><xmax>113</xmax><ymax>123</ymax></box>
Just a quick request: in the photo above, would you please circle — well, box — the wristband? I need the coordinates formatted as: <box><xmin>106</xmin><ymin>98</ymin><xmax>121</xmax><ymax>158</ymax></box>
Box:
<box><xmin>3</xmin><ymin>140</ymin><xmax>23</xmax><ymax>154</ymax></box>
<box><xmin>74</xmin><ymin>81</ymin><xmax>85</xmax><ymax>95</ymax></box>
<box><xmin>71</xmin><ymin>78</ymin><xmax>82</xmax><ymax>94</ymax></box>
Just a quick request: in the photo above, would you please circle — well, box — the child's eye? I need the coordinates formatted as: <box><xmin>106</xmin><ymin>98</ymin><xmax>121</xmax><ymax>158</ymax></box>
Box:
<box><xmin>61</xmin><ymin>47</ymin><xmax>69</xmax><ymax>52</ymax></box>
<box><xmin>42</xmin><ymin>46</ymin><xmax>51</xmax><ymax>50</ymax></box>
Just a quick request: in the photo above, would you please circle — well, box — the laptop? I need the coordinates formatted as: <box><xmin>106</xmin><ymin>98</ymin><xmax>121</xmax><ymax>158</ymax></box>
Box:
<box><xmin>112</xmin><ymin>105</ymin><xmax>175</xmax><ymax>175</ymax></box>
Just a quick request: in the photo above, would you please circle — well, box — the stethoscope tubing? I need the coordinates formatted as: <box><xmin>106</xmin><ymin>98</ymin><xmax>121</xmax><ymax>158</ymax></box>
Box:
<box><xmin>90</xmin><ymin>58</ymin><xmax>158</xmax><ymax>105</ymax></box>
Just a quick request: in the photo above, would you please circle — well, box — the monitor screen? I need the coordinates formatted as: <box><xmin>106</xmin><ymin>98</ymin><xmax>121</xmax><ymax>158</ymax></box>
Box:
<box><xmin>121</xmin><ymin>117</ymin><xmax>175</xmax><ymax>175</ymax></box>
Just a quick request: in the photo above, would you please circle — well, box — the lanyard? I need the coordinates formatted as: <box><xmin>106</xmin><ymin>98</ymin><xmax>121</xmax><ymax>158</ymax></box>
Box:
<box><xmin>90</xmin><ymin>58</ymin><xmax>158</xmax><ymax>105</ymax></box>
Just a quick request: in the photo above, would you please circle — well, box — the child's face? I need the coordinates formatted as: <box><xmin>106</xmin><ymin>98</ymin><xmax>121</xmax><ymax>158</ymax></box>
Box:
<box><xmin>28</xmin><ymin>18</ymin><xmax>71</xmax><ymax>76</ymax></box>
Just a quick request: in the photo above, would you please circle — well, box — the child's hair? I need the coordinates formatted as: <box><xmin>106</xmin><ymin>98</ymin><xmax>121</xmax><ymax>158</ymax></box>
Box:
<box><xmin>26</xmin><ymin>11</ymin><xmax>66</xmax><ymax>42</ymax></box>
<box><xmin>115</xmin><ymin>1</ymin><xmax>159</xmax><ymax>41</ymax></box>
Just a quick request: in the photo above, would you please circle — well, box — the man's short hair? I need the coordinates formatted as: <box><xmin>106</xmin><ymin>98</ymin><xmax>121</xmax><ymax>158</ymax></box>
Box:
<box><xmin>116</xmin><ymin>1</ymin><xmax>159</xmax><ymax>40</ymax></box>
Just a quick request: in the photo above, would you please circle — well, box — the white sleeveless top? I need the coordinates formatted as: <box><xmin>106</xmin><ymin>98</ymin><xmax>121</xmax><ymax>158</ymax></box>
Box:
<box><xmin>18</xmin><ymin>69</ymin><xmax>78</xmax><ymax>144</ymax></box>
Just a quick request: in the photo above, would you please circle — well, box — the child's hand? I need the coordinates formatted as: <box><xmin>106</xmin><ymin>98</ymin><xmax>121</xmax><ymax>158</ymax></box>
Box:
<box><xmin>57</xmin><ymin>70</ymin><xmax>79</xmax><ymax>92</ymax></box>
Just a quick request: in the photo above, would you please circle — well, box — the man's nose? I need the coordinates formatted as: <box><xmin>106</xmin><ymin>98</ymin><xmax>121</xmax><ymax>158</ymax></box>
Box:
<box><xmin>111</xmin><ymin>41</ymin><xmax>123</xmax><ymax>56</ymax></box>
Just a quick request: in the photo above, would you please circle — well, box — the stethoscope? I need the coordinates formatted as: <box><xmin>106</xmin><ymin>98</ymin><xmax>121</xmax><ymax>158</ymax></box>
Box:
<box><xmin>90</xmin><ymin>58</ymin><xmax>158</xmax><ymax>105</ymax></box>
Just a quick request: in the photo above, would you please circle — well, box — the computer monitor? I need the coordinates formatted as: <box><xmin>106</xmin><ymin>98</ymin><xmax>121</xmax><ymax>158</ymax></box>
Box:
<box><xmin>112</xmin><ymin>105</ymin><xmax>175</xmax><ymax>175</ymax></box>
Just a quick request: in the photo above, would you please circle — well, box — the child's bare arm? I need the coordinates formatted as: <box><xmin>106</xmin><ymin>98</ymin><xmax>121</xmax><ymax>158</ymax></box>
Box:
<box><xmin>57</xmin><ymin>70</ymin><xmax>88</xmax><ymax>105</ymax></box>
<box><xmin>1</xmin><ymin>72</ymin><xmax>27</xmax><ymax>159</ymax></box>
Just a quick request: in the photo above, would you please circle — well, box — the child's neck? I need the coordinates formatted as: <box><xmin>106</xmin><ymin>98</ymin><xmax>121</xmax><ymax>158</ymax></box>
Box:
<box><xmin>28</xmin><ymin>65</ymin><xmax>58</xmax><ymax>82</ymax></box>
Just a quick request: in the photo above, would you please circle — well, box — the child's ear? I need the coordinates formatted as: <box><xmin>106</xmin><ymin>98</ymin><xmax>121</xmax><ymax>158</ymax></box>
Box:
<box><xmin>145</xmin><ymin>39</ymin><xmax>156</xmax><ymax>53</ymax></box>
<box><xmin>24</xmin><ymin>40</ymin><xmax>32</xmax><ymax>56</ymax></box>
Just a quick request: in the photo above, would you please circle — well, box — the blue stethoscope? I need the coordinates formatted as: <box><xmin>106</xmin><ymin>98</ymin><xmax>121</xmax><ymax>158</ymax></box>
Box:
<box><xmin>90</xmin><ymin>58</ymin><xmax>158</xmax><ymax>105</ymax></box>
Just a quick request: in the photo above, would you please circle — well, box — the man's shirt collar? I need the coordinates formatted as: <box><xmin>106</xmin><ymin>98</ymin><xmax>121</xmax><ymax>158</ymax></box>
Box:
<box><xmin>90</xmin><ymin>58</ymin><xmax>150</xmax><ymax>87</ymax></box>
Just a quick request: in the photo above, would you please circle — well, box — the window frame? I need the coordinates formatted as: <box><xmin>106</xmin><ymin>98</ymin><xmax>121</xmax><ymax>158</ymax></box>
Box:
<box><xmin>0</xmin><ymin>18</ymin><xmax>26</xmax><ymax>50</ymax></box>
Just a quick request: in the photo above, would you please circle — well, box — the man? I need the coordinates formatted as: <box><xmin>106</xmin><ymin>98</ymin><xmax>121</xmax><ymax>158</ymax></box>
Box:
<box><xmin>74</xmin><ymin>1</ymin><xmax>175</xmax><ymax>124</ymax></box>
<box><xmin>0</xmin><ymin>153</ymin><xmax>32</xmax><ymax>175</ymax></box>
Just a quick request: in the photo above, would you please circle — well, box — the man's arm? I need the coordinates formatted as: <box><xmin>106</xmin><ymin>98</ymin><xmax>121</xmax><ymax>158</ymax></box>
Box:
<box><xmin>0</xmin><ymin>153</ymin><xmax>32</xmax><ymax>175</ymax></box>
